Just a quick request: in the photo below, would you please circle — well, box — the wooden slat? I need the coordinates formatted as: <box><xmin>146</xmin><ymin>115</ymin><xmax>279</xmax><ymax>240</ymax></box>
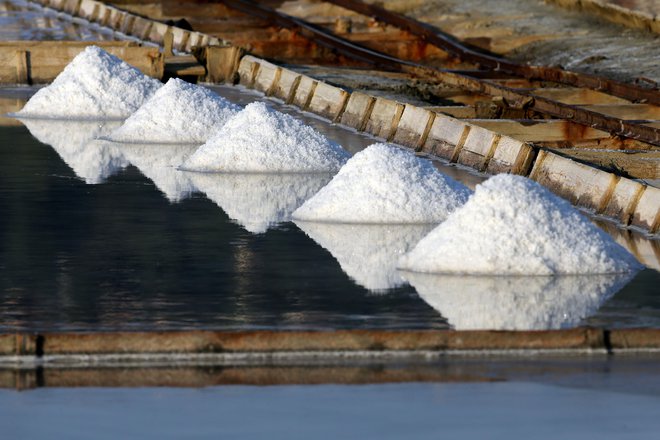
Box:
<box><xmin>468</xmin><ymin>119</ymin><xmax>609</xmax><ymax>142</ymax></box>
<box><xmin>529</xmin><ymin>88</ymin><xmax>631</xmax><ymax>105</ymax></box>
<box><xmin>582</xmin><ymin>104</ymin><xmax>660</xmax><ymax>120</ymax></box>
<box><xmin>0</xmin><ymin>41</ymin><xmax>163</xmax><ymax>83</ymax></box>
<box><xmin>553</xmin><ymin>149</ymin><xmax>660</xmax><ymax>179</ymax></box>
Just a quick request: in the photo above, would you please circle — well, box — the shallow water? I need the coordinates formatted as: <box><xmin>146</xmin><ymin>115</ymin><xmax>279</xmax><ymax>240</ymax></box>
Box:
<box><xmin>1</xmin><ymin>85</ymin><xmax>659</xmax><ymax>332</ymax></box>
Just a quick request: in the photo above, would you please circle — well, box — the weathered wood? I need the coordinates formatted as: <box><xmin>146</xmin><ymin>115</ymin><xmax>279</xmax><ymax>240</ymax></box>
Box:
<box><xmin>0</xmin><ymin>41</ymin><xmax>163</xmax><ymax>83</ymax></box>
<box><xmin>529</xmin><ymin>88</ymin><xmax>631</xmax><ymax>105</ymax></box>
<box><xmin>551</xmin><ymin>148</ymin><xmax>660</xmax><ymax>179</ymax></box>
<box><xmin>14</xmin><ymin>50</ymin><xmax>29</xmax><ymax>84</ymax></box>
<box><xmin>204</xmin><ymin>46</ymin><xmax>245</xmax><ymax>83</ymax></box>
<box><xmin>468</xmin><ymin>119</ymin><xmax>609</xmax><ymax>142</ymax></box>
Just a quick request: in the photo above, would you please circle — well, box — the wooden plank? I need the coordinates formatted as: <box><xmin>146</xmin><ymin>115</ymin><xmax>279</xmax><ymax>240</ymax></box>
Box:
<box><xmin>425</xmin><ymin>106</ymin><xmax>476</xmax><ymax>119</ymax></box>
<box><xmin>529</xmin><ymin>88</ymin><xmax>631</xmax><ymax>105</ymax></box>
<box><xmin>0</xmin><ymin>41</ymin><xmax>163</xmax><ymax>83</ymax></box>
<box><xmin>582</xmin><ymin>104</ymin><xmax>660</xmax><ymax>121</ymax></box>
<box><xmin>468</xmin><ymin>119</ymin><xmax>609</xmax><ymax>142</ymax></box>
<box><xmin>551</xmin><ymin>149</ymin><xmax>660</xmax><ymax>179</ymax></box>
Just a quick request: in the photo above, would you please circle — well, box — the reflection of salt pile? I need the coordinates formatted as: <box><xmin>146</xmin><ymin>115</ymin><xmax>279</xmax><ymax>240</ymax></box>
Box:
<box><xmin>180</xmin><ymin>102</ymin><xmax>349</xmax><ymax>172</ymax></box>
<box><xmin>400</xmin><ymin>174</ymin><xmax>641</xmax><ymax>275</ymax></box>
<box><xmin>189</xmin><ymin>173</ymin><xmax>331</xmax><ymax>233</ymax></box>
<box><xmin>15</xmin><ymin>46</ymin><xmax>161</xmax><ymax>119</ymax></box>
<box><xmin>106</xmin><ymin>78</ymin><xmax>241</xmax><ymax>143</ymax></box>
<box><xmin>293</xmin><ymin>143</ymin><xmax>472</xmax><ymax>223</ymax></box>
<box><xmin>114</xmin><ymin>143</ymin><xmax>198</xmax><ymax>202</ymax></box>
<box><xmin>20</xmin><ymin>118</ymin><xmax>127</xmax><ymax>184</ymax></box>
<box><xmin>296</xmin><ymin>222</ymin><xmax>433</xmax><ymax>292</ymax></box>
<box><xmin>405</xmin><ymin>271</ymin><xmax>636</xmax><ymax>330</ymax></box>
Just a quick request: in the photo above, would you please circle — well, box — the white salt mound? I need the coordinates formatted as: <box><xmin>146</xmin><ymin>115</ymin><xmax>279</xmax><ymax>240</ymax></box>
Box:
<box><xmin>189</xmin><ymin>173</ymin><xmax>331</xmax><ymax>234</ymax></box>
<box><xmin>406</xmin><ymin>272</ymin><xmax>635</xmax><ymax>330</ymax></box>
<box><xmin>399</xmin><ymin>174</ymin><xmax>642</xmax><ymax>275</ymax></box>
<box><xmin>106</xmin><ymin>78</ymin><xmax>241</xmax><ymax>144</ymax></box>
<box><xmin>15</xmin><ymin>46</ymin><xmax>161</xmax><ymax>119</ymax></box>
<box><xmin>180</xmin><ymin>102</ymin><xmax>350</xmax><ymax>173</ymax></box>
<box><xmin>20</xmin><ymin>119</ymin><xmax>128</xmax><ymax>184</ymax></box>
<box><xmin>292</xmin><ymin>143</ymin><xmax>472</xmax><ymax>223</ymax></box>
<box><xmin>116</xmin><ymin>143</ymin><xmax>198</xmax><ymax>202</ymax></box>
<box><xmin>295</xmin><ymin>222</ymin><xmax>433</xmax><ymax>292</ymax></box>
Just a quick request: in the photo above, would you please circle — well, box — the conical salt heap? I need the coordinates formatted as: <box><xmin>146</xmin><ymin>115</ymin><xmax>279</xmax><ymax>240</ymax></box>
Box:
<box><xmin>292</xmin><ymin>143</ymin><xmax>472</xmax><ymax>223</ymax></box>
<box><xmin>399</xmin><ymin>174</ymin><xmax>642</xmax><ymax>275</ymax></box>
<box><xmin>180</xmin><ymin>102</ymin><xmax>350</xmax><ymax>173</ymax></box>
<box><xmin>106</xmin><ymin>78</ymin><xmax>241</xmax><ymax>144</ymax></box>
<box><xmin>15</xmin><ymin>46</ymin><xmax>161</xmax><ymax>119</ymax></box>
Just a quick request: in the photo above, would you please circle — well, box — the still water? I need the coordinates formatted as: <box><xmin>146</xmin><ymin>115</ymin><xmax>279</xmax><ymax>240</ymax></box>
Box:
<box><xmin>1</xmin><ymin>86</ymin><xmax>659</xmax><ymax>332</ymax></box>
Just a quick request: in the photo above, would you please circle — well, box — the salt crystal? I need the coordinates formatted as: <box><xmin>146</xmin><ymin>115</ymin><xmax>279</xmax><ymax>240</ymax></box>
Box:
<box><xmin>15</xmin><ymin>46</ymin><xmax>161</xmax><ymax>119</ymax></box>
<box><xmin>106</xmin><ymin>78</ymin><xmax>241</xmax><ymax>144</ymax></box>
<box><xmin>180</xmin><ymin>102</ymin><xmax>350</xmax><ymax>173</ymax></box>
<box><xmin>295</xmin><ymin>222</ymin><xmax>433</xmax><ymax>292</ymax></box>
<box><xmin>292</xmin><ymin>143</ymin><xmax>472</xmax><ymax>223</ymax></box>
<box><xmin>20</xmin><ymin>119</ymin><xmax>128</xmax><ymax>184</ymax></box>
<box><xmin>405</xmin><ymin>272</ymin><xmax>635</xmax><ymax>330</ymax></box>
<box><xmin>399</xmin><ymin>174</ymin><xmax>642</xmax><ymax>275</ymax></box>
<box><xmin>189</xmin><ymin>173</ymin><xmax>332</xmax><ymax>234</ymax></box>
<box><xmin>115</xmin><ymin>143</ymin><xmax>199</xmax><ymax>202</ymax></box>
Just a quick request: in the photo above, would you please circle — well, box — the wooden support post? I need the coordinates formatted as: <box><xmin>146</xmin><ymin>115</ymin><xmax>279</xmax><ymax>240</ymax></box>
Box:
<box><xmin>163</xmin><ymin>29</ymin><xmax>174</xmax><ymax>57</ymax></box>
<box><xmin>205</xmin><ymin>46</ymin><xmax>245</xmax><ymax>83</ymax></box>
<box><xmin>15</xmin><ymin>50</ymin><xmax>29</xmax><ymax>84</ymax></box>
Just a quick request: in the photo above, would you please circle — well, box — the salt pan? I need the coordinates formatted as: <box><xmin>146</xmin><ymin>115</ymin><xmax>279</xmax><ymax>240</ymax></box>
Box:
<box><xmin>105</xmin><ymin>78</ymin><xmax>240</xmax><ymax>144</ymax></box>
<box><xmin>15</xmin><ymin>46</ymin><xmax>161</xmax><ymax>119</ymax></box>
<box><xmin>189</xmin><ymin>173</ymin><xmax>331</xmax><ymax>234</ymax></box>
<box><xmin>405</xmin><ymin>272</ymin><xmax>635</xmax><ymax>330</ymax></box>
<box><xmin>20</xmin><ymin>119</ymin><xmax>128</xmax><ymax>184</ymax></box>
<box><xmin>295</xmin><ymin>222</ymin><xmax>433</xmax><ymax>292</ymax></box>
<box><xmin>180</xmin><ymin>102</ymin><xmax>349</xmax><ymax>173</ymax></box>
<box><xmin>399</xmin><ymin>174</ymin><xmax>642</xmax><ymax>275</ymax></box>
<box><xmin>115</xmin><ymin>143</ymin><xmax>198</xmax><ymax>202</ymax></box>
<box><xmin>292</xmin><ymin>143</ymin><xmax>472</xmax><ymax>223</ymax></box>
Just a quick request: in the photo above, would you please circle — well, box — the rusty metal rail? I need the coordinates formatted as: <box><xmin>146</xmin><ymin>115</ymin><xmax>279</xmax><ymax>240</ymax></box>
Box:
<box><xmin>216</xmin><ymin>0</ymin><xmax>660</xmax><ymax>146</ymax></box>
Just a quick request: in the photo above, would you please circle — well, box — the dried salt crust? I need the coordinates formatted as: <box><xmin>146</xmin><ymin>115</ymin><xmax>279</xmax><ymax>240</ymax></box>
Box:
<box><xmin>180</xmin><ymin>102</ymin><xmax>350</xmax><ymax>173</ymax></box>
<box><xmin>106</xmin><ymin>78</ymin><xmax>241</xmax><ymax>144</ymax></box>
<box><xmin>293</xmin><ymin>143</ymin><xmax>472</xmax><ymax>224</ymax></box>
<box><xmin>15</xmin><ymin>46</ymin><xmax>161</xmax><ymax>119</ymax></box>
<box><xmin>399</xmin><ymin>174</ymin><xmax>642</xmax><ymax>275</ymax></box>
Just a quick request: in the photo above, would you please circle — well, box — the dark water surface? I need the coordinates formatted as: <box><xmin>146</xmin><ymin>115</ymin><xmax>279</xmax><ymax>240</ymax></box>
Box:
<box><xmin>1</xmin><ymin>86</ymin><xmax>659</xmax><ymax>332</ymax></box>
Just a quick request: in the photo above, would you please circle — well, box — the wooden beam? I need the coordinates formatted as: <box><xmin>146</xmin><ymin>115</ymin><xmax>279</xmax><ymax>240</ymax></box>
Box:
<box><xmin>468</xmin><ymin>119</ymin><xmax>609</xmax><ymax>142</ymax></box>
<box><xmin>527</xmin><ymin>88</ymin><xmax>631</xmax><ymax>105</ymax></box>
<box><xmin>551</xmin><ymin>149</ymin><xmax>660</xmax><ymax>179</ymax></box>
<box><xmin>0</xmin><ymin>41</ymin><xmax>163</xmax><ymax>83</ymax></box>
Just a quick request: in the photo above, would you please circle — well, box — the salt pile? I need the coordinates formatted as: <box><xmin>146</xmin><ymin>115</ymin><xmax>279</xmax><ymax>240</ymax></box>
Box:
<box><xmin>189</xmin><ymin>173</ymin><xmax>332</xmax><ymax>234</ymax></box>
<box><xmin>20</xmin><ymin>119</ymin><xmax>128</xmax><ymax>184</ymax></box>
<box><xmin>115</xmin><ymin>143</ymin><xmax>198</xmax><ymax>202</ymax></box>
<box><xmin>399</xmin><ymin>174</ymin><xmax>642</xmax><ymax>275</ymax></box>
<box><xmin>105</xmin><ymin>78</ymin><xmax>241</xmax><ymax>144</ymax></box>
<box><xmin>293</xmin><ymin>143</ymin><xmax>472</xmax><ymax>223</ymax></box>
<box><xmin>180</xmin><ymin>102</ymin><xmax>350</xmax><ymax>173</ymax></box>
<box><xmin>295</xmin><ymin>222</ymin><xmax>433</xmax><ymax>292</ymax></box>
<box><xmin>405</xmin><ymin>272</ymin><xmax>635</xmax><ymax>330</ymax></box>
<box><xmin>15</xmin><ymin>46</ymin><xmax>161</xmax><ymax>119</ymax></box>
